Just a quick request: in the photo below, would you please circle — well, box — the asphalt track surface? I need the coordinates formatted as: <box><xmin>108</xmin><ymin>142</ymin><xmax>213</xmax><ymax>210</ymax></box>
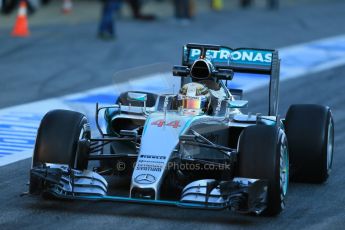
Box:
<box><xmin>1</xmin><ymin>1</ymin><xmax>345</xmax><ymax>230</ymax></box>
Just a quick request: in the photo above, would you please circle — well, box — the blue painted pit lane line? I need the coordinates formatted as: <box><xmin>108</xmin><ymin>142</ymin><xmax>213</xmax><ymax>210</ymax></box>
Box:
<box><xmin>66</xmin><ymin>93</ymin><xmax>117</xmax><ymax>104</ymax></box>
<box><xmin>0</xmin><ymin>152</ymin><xmax>14</xmax><ymax>155</ymax></box>
<box><xmin>1</xmin><ymin>34</ymin><xmax>345</xmax><ymax>167</ymax></box>
<box><xmin>0</xmin><ymin>115</ymin><xmax>39</xmax><ymax>162</ymax></box>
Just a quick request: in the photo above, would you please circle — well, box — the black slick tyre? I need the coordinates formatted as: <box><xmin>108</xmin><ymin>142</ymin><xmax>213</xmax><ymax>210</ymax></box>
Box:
<box><xmin>29</xmin><ymin>109</ymin><xmax>90</xmax><ymax>194</ymax></box>
<box><xmin>238</xmin><ymin>125</ymin><xmax>289</xmax><ymax>216</ymax></box>
<box><xmin>285</xmin><ymin>104</ymin><xmax>334</xmax><ymax>183</ymax></box>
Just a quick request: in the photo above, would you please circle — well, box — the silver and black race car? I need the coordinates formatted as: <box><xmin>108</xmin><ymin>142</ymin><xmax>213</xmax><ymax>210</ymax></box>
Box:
<box><xmin>29</xmin><ymin>43</ymin><xmax>334</xmax><ymax>216</ymax></box>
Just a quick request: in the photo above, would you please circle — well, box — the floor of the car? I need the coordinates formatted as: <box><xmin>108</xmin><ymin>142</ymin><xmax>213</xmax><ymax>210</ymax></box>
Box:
<box><xmin>103</xmin><ymin>175</ymin><xmax>131</xmax><ymax>197</ymax></box>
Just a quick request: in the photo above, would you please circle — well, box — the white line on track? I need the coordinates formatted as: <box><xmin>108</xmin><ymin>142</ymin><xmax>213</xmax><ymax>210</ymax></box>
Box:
<box><xmin>1</xmin><ymin>34</ymin><xmax>345</xmax><ymax>167</ymax></box>
<box><xmin>0</xmin><ymin>135</ymin><xmax>35</xmax><ymax>140</ymax></box>
<box><xmin>0</xmin><ymin>127</ymin><xmax>37</xmax><ymax>133</ymax></box>
<box><xmin>0</xmin><ymin>146</ymin><xmax>33</xmax><ymax>151</ymax></box>
<box><xmin>0</xmin><ymin>131</ymin><xmax>36</xmax><ymax>137</ymax></box>
<box><xmin>2</xmin><ymin>139</ymin><xmax>33</xmax><ymax>144</ymax></box>
<box><xmin>0</xmin><ymin>142</ymin><xmax>34</xmax><ymax>148</ymax></box>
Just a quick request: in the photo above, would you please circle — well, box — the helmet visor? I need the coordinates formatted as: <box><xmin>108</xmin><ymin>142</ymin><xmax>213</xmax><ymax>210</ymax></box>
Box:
<box><xmin>181</xmin><ymin>97</ymin><xmax>201</xmax><ymax>110</ymax></box>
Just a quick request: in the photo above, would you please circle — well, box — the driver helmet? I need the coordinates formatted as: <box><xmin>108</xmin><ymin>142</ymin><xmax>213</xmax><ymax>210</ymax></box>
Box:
<box><xmin>178</xmin><ymin>82</ymin><xmax>210</xmax><ymax>113</ymax></box>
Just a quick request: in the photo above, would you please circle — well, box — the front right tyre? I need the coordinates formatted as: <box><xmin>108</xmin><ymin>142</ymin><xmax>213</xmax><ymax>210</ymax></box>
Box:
<box><xmin>238</xmin><ymin>125</ymin><xmax>289</xmax><ymax>216</ymax></box>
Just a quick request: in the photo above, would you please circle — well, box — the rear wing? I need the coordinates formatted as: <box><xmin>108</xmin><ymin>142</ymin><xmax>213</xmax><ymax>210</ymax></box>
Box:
<box><xmin>181</xmin><ymin>43</ymin><xmax>280</xmax><ymax>116</ymax></box>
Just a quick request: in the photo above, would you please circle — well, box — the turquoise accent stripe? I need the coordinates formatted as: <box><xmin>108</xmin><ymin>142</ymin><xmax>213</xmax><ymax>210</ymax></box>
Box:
<box><xmin>60</xmin><ymin>194</ymin><xmax>226</xmax><ymax>210</ymax></box>
<box><xmin>179</xmin><ymin>116</ymin><xmax>202</xmax><ymax>135</ymax></box>
<box><xmin>142</xmin><ymin>116</ymin><xmax>151</xmax><ymax>136</ymax></box>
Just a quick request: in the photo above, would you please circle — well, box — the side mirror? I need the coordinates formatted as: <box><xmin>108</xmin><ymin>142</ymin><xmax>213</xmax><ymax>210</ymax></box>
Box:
<box><xmin>228</xmin><ymin>100</ymin><xmax>248</xmax><ymax>109</ymax></box>
<box><xmin>213</xmin><ymin>69</ymin><xmax>234</xmax><ymax>80</ymax></box>
<box><xmin>172</xmin><ymin>65</ymin><xmax>190</xmax><ymax>77</ymax></box>
<box><xmin>127</xmin><ymin>92</ymin><xmax>150</xmax><ymax>116</ymax></box>
<box><xmin>127</xmin><ymin>92</ymin><xmax>147</xmax><ymax>102</ymax></box>
<box><xmin>120</xmin><ymin>129</ymin><xmax>138</xmax><ymax>138</ymax></box>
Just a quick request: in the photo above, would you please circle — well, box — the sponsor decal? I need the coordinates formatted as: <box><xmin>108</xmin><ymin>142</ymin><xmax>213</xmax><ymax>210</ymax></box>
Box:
<box><xmin>135</xmin><ymin>165</ymin><xmax>162</xmax><ymax>172</ymax></box>
<box><xmin>140</xmin><ymin>154</ymin><xmax>166</xmax><ymax>160</ymax></box>
<box><xmin>188</xmin><ymin>48</ymin><xmax>272</xmax><ymax>65</ymax></box>
<box><xmin>136</xmin><ymin>154</ymin><xmax>166</xmax><ymax>172</ymax></box>
<box><xmin>134</xmin><ymin>174</ymin><xmax>156</xmax><ymax>184</ymax></box>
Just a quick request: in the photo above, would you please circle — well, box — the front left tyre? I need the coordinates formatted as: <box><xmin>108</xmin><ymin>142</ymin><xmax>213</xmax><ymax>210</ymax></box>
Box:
<box><xmin>29</xmin><ymin>109</ymin><xmax>91</xmax><ymax>194</ymax></box>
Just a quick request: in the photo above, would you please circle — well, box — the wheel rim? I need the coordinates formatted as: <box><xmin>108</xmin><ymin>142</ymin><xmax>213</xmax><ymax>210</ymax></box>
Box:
<box><xmin>280</xmin><ymin>140</ymin><xmax>289</xmax><ymax>197</ymax></box>
<box><xmin>79</xmin><ymin>127</ymin><xmax>85</xmax><ymax>140</ymax></box>
<box><xmin>327</xmin><ymin>118</ymin><xmax>334</xmax><ymax>171</ymax></box>
<box><xmin>74</xmin><ymin>125</ymin><xmax>87</xmax><ymax>168</ymax></box>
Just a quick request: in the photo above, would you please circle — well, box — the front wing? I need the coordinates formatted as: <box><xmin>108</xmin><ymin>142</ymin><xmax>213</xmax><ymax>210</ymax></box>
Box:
<box><xmin>30</xmin><ymin>165</ymin><xmax>268</xmax><ymax>214</ymax></box>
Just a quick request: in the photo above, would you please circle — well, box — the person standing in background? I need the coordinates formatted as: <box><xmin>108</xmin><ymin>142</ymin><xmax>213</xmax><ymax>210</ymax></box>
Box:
<box><xmin>240</xmin><ymin>0</ymin><xmax>251</xmax><ymax>8</ymax></box>
<box><xmin>127</xmin><ymin>0</ymin><xmax>155</xmax><ymax>20</ymax></box>
<box><xmin>98</xmin><ymin>0</ymin><xmax>155</xmax><ymax>40</ymax></box>
<box><xmin>210</xmin><ymin>0</ymin><xmax>223</xmax><ymax>11</ymax></box>
<box><xmin>98</xmin><ymin>0</ymin><xmax>121</xmax><ymax>40</ymax></box>
<box><xmin>1</xmin><ymin>0</ymin><xmax>36</xmax><ymax>15</ymax></box>
<box><xmin>267</xmin><ymin>0</ymin><xmax>279</xmax><ymax>9</ymax></box>
<box><xmin>240</xmin><ymin>0</ymin><xmax>279</xmax><ymax>9</ymax></box>
<box><xmin>174</xmin><ymin>0</ymin><xmax>195</xmax><ymax>24</ymax></box>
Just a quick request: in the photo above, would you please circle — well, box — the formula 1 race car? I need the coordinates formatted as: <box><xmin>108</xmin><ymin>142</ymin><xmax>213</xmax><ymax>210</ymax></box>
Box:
<box><xmin>29</xmin><ymin>43</ymin><xmax>334</xmax><ymax>216</ymax></box>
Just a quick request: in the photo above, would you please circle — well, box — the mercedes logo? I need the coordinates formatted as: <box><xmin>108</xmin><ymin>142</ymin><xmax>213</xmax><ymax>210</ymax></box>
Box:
<box><xmin>134</xmin><ymin>174</ymin><xmax>156</xmax><ymax>184</ymax></box>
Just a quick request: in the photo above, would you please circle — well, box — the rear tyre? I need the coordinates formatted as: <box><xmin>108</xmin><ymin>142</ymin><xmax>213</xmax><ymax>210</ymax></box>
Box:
<box><xmin>29</xmin><ymin>109</ymin><xmax>91</xmax><ymax>194</ymax></box>
<box><xmin>238</xmin><ymin>125</ymin><xmax>289</xmax><ymax>216</ymax></box>
<box><xmin>285</xmin><ymin>104</ymin><xmax>334</xmax><ymax>183</ymax></box>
